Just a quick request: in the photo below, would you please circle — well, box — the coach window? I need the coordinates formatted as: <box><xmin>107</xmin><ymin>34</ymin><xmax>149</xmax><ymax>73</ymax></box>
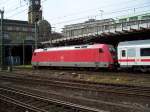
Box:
<box><xmin>121</xmin><ymin>50</ymin><xmax>126</xmax><ymax>57</ymax></box>
<box><xmin>140</xmin><ymin>48</ymin><xmax>150</xmax><ymax>56</ymax></box>
<box><xmin>127</xmin><ymin>48</ymin><xmax>136</xmax><ymax>57</ymax></box>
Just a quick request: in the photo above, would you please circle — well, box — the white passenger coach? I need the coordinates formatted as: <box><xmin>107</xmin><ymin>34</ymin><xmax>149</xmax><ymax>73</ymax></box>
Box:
<box><xmin>118</xmin><ymin>39</ymin><xmax>150</xmax><ymax>70</ymax></box>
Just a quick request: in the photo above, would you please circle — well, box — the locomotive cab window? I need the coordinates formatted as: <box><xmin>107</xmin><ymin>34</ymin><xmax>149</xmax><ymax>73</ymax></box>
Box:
<box><xmin>75</xmin><ymin>46</ymin><xmax>80</xmax><ymax>48</ymax></box>
<box><xmin>99</xmin><ymin>48</ymin><xmax>103</xmax><ymax>53</ymax></box>
<box><xmin>121</xmin><ymin>50</ymin><xmax>126</xmax><ymax>57</ymax></box>
<box><xmin>44</xmin><ymin>48</ymin><xmax>47</xmax><ymax>51</ymax></box>
<box><xmin>140</xmin><ymin>48</ymin><xmax>150</xmax><ymax>56</ymax></box>
<box><xmin>81</xmin><ymin>46</ymin><xmax>87</xmax><ymax>48</ymax></box>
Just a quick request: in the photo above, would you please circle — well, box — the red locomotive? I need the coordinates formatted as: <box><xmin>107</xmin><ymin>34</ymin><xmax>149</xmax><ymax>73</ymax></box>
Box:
<box><xmin>31</xmin><ymin>44</ymin><xmax>116</xmax><ymax>69</ymax></box>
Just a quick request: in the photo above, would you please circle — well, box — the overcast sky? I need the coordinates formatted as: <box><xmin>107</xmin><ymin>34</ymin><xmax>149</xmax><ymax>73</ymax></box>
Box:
<box><xmin>0</xmin><ymin>0</ymin><xmax>150</xmax><ymax>32</ymax></box>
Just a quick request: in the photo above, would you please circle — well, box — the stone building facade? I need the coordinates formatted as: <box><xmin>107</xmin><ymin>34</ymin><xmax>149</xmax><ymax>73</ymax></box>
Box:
<box><xmin>62</xmin><ymin>19</ymin><xmax>115</xmax><ymax>37</ymax></box>
<box><xmin>0</xmin><ymin>0</ymin><xmax>52</xmax><ymax>65</ymax></box>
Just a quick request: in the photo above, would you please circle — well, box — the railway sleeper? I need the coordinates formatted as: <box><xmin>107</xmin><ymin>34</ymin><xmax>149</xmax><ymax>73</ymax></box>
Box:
<box><xmin>32</xmin><ymin>102</ymin><xmax>50</xmax><ymax>108</ymax></box>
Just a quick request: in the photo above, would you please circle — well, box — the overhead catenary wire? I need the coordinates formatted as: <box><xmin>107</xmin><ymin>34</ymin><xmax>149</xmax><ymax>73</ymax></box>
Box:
<box><xmin>3</xmin><ymin>0</ymin><xmax>142</xmax><ymax>19</ymax></box>
<box><xmin>2</xmin><ymin>0</ymin><xmax>148</xmax><ymax>20</ymax></box>
<box><xmin>5</xmin><ymin>0</ymin><xmax>48</xmax><ymax>19</ymax></box>
<box><xmin>7</xmin><ymin>8</ymin><xmax>28</xmax><ymax>19</ymax></box>
<box><xmin>0</xmin><ymin>0</ymin><xmax>14</xmax><ymax>7</ymax></box>
<box><xmin>52</xmin><ymin>2</ymin><xmax>150</xmax><ymax>22</ymax></box>
<box><xmin>48</xmin><ymin>1</ymin><xmax>150</xmax><ymax>31</ymax></box>
<box><xmin>6</xmin><ymin>2</ymin><xmax>27</xmax><ymax>13</ymax></box>
<box><xmin>46</xmin><ymin>0</ymin><xmax>144</xmax><ymax>20</ymax></box>
<box><xmin>52</xmin><ymin>8</ymin><xmax>150</xmax><ymax>32</ymax></box>
<box><xmin>1</xmin><ymin>0</ymin><xmax>150</xmax><ymax>32</ymax></box>
<box><xmin>52</xmin><ymin>4</ymin><xmax>150</xmax><ymax>25</ymax></box>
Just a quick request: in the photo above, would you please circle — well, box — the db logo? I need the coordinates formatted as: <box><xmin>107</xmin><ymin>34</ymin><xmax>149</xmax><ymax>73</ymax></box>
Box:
<box><xmin>60</xmin><ymin>56</ymin><xmax>64</xmax><ymax>61</ymax></box>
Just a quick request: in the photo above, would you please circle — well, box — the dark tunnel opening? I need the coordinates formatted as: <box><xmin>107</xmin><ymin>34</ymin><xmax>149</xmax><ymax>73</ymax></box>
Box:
<box><xmin>5</xmin><ymin>45</ymin><xmax>33</xmax><ymax>65</ymax></box>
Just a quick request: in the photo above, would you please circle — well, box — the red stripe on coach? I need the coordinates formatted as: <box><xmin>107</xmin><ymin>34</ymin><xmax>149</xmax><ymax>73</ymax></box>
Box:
<box><xmin>118</xmin><ymin>59</ymin><xmax>135</xmax><ymax>62</ymax></box>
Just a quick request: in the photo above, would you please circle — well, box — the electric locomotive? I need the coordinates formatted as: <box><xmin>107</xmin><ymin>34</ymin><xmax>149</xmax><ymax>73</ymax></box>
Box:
<box><xmin>31</xmin><ymin>44</ymin><xmax>116</xmax><ymax>69</ymax></box>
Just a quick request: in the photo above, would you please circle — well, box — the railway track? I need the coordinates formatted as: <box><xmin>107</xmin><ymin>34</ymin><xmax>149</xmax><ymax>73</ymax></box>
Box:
<box><xmin>0</xmin><ymin>71</ymin><xmax>150</xmax><ymax>97</ymax></box>
<box><xmin>0</xmin><ymin>85</ymin><xmax>104</xmax><ymax>112</ymax></box>
<box><xmin>1</xmin><ymin>81</ymin><xmax>149</xmax><ymax>112</ymax></box>
<box><xmin>14</xmin><ymin>67</ymin><xmax>150</xmax><ymax>78</ymax></box>
<box><xmin>0</xmin><ymin>71</ymin><xmax>150</xmax><ymax>112</ymax></box>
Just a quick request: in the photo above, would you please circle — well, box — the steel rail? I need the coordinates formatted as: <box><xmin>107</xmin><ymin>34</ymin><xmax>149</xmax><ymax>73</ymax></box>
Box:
<box><xmin>11</xmin><ymin>84</ymin><xmax>150</xmax><ymax>112</ymax></box>
<box><xmin>0</xmin><ymin>72</ymin><xmax>150</xmax><ymax>97</ymax></box>
<box><xmin>0</xmin><ymin>72</ymin><xmax>150</xmax><ymax>112</ymax></box>
<box><xmin>0</xmin><ymin>94</ymin><xmax>47</xmax><ymax>112</ymax></box>
<box><xmin>0</xmin><ymin>85</ymin><xmax>104</xmax><ymax>112</ymax></box>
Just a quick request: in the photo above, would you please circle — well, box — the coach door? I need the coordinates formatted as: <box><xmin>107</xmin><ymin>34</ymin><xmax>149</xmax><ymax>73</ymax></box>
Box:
<box><xmin>120</xmin><ymin>49</ymin><xmax>128</xmax><ymax>66</ymax></box>
<box><xmin>127</xmin><ymin>48</ymin><xmax>137</xmax><ymax>66</ymax></box>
